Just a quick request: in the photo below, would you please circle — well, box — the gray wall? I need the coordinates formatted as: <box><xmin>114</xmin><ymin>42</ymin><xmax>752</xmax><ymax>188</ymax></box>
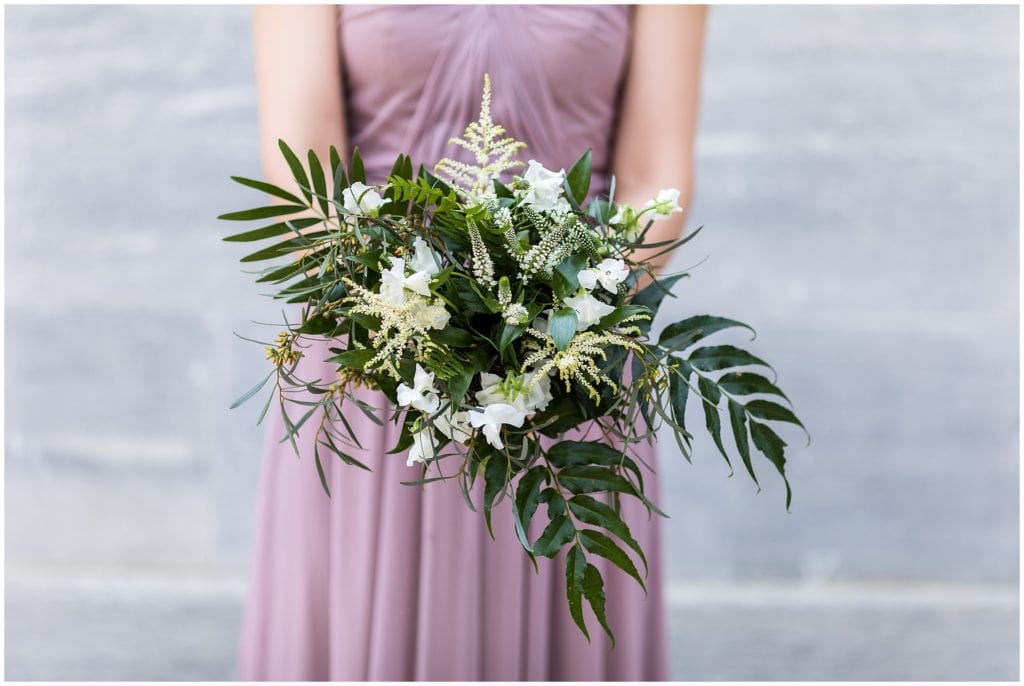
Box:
<box><xmin>4</xmin><ymin>4</ymin><xmax>1018</xmax><ymax>680</ymax></box>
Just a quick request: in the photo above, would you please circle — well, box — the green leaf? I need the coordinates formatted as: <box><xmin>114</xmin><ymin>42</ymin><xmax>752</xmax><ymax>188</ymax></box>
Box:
<box><xmin>668</xmin><ymin>357</ymin><xmax>692</xmax><ymax>457</ymax></box>
<box><xmin>549</xmin><ymin>307</ymin><xmax>578</xmax><ymax>352</ymax></box>
<box><xmin>218</xmin><ymin>204</ymin><xmax>308</xmax><ymax>221</ymax></box>
<box><xmin>313</xmin><ymin>442</ymin><xmax>331</xmax><ymax>497</ymax></box>
<box><xmin>229</xmin><ymin>369</ymin><xmax>274</xmax><ymax>409</ymax></box>
<box><xmin>351</xmin><ymin>146</ymin><xmax>366</xmax><ymax>183</ymax></box>
<box><xmin>568</xmin><ymin>495</ymin><xmax>647</xmax><ymax>573</ymax></box>
<box><xmin>565</xmin><ymin>148</ymin><xmax>592</xmax><ymax>205</ymax></box>
<box><xmin>308</xmin><ymin>149</ymin><xmax>329</xmax><ymax>216</ymax></box>
<box><xmin>565</xmin><ymin>545</ymin><xmax>589</xmax><ymax>641</ymax></box>
<box><xmin>728</xmin><ymin>398</ymin><xmax>758</xmax><ymax>486</ymax></box>
<box><xmin>579</xmin><ymin>529</ymin><xmax>646</xmax><ymax>594</ymax></box>
<box><xmin>582</xmin><ymin>563</ymin><xmax>613</xmax><ymax>646</ymax></box>
<box><xmin>553</xmin><ymin>254</ymin><xmax>588</xmax><ymax>299</ymax></box>
<box><xmin>498</xmin><ymin>323</ymin><xmax>525</xmax><ymax>353</ymax></box>
<box><xmin>223</xmin><ymin>216</ymin><xmax>321</xmax><ymax>243</ymax></box>
<box><xmin>750</xmin><ymin>421</ymin><xmax>793</xmax><ymax>509</ymax></box>
<box><xmin>558</xmin><ymin>466</ymin><xmax>638</xmax><ymax>497</ymax></box>
<box><xmin>483</xmin><ymin>455</ymin><xmax>510</xmax><ymax>538</ymax></box>
<box><xmin>430</xmin><ymin>326</ymin><xmax>475</xmax><ymax>348</ymax></box>
<box><xmin>659</xmin><ymin>315</ymin><xmax>755</xmax><ymax>352</ymax></box>
<box><xmin>547</xmin><ymin>440</ymin><xmax>645</xmax><ymax>492</ymax></box>
<box><xmin>717</xmin><ymin>372</ymin><xmax>789</xmax><ymax>401</ymax></box>
<box><xmin>698</xmin><ymin>376</ymin><xmax>733</xmax><ymax>472</ymax></box>
<box><xmin>326</xmin><ymin>348</ymin><xmax>375</xmax><ymax>369</ymax></box>
<box><xmin>746</xmin><ymin>399</ymin><xmax>807</xmax><ymax>431</ymax></box>
<box><xmin>533</xmin><ymin>515</ymin><xmax>575</xmax><ymax>557</ymax></box>
<box><xmin>278</xmin><ymin>139</ymin><xmax>312</xmax><ymax>205</ymax></box>
<box><xmin>687</xmin><ymin>345</ymin><xmax>773</xmax><ymax>375</ymax></box>
<box><xmin>229</xmin><ymin>176</ymin><xmax>304</xmax><ymax>205</ymax></box>
<box><xmin>595</xmin><ymin>304</ymin><xmax>652</xmax><ymax>331</ymax></box>
<box><xmin>630</xmin><ymin>272</ymin><xmax>687</xmax><ymax>335</ymax></box>
<box><xmin>514</xmin><ymin>466</ymin><xmax>548</xmax><ymax>552</ymax></box>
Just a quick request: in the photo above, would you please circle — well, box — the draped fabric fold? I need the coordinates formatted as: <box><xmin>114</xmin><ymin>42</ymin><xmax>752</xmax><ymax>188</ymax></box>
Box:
<box><xmin>236</xmin><ymin>4</ymin><xmax>669</xmax><ymax>680</ymax></box>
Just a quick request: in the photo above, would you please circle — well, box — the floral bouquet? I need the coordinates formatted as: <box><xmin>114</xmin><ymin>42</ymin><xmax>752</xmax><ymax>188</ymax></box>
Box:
<box><xmin>222</xmin><ymin>75</ymin><xmax>807</xmax><ymax>643</ymax></box>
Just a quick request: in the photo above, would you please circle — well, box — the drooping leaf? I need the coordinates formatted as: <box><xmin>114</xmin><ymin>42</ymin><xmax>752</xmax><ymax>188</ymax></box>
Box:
<box><xmin>717</xmin><ymin>372</ymin><xmax>789</xmax><ymax>401</ymax></box>
<box><xmin>750</xmin><ymin>421</ymin><xmax>793</xmax><ymax>510</ymax></box>
<box><xmin>746</xmin><ymin>399</ymin><xmax>808</xmax><ymax>433</ymax></box>
<box><xmin>565</xmin><ymin>545</ymin><xmax>589</xmax><ymax>640</ymax></box>
<box><xmin>659</xmin><ymin>315</ymin><xmax>755</xmax><ymax>352</ymax></box>
<box><xmin>230</xmin><ymin>369</ymin><xmax>274</xmax><ymax>409</ymax></box>
<box><xmin>558</xmin><ymin>466</ymin><xmax>639</xmax><ymax>497</ymax></box>
<box><xmin>223</xmin><ymin>216</ymin><xmax>322</xmax><ymax>243</ymax></box>
<box><xmin>568</xmin><ymin>494</ymin><xmax>647</xmax><ymax>574</ymax></box>
<box><xmin>533</xmin><ymin>515</ymin><xmax>575</xmax><ymax>557</ymax></box>
<box><xmin>698</xmin><ymin>375</ymin><xmax>732</xmax><ymax>472</ymax></box>
<box><xmin>728</xmin><ymin>398</ymin><xmax>758</xmax><ymax>487</ymax></box>
<box><xmin>582</xmin><ymin>563</ymin><xmax>613</xmax><ymax>646</ymax></box>
<box><xmin>687</xmin><ymin>345</ymin><xmax>774</xmax><ymax>375</ymax></box>
<box><xmin>578</xmin><ymin>529</ymin><xmax>645</xmax><ymax>594</ymax></box>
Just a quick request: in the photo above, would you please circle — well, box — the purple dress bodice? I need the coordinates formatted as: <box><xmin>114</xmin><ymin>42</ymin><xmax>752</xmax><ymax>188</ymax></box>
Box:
<box><xmin>338</xmin><ymin>4</ymin><xmax>633</xmax><ymax>195</ymax></box>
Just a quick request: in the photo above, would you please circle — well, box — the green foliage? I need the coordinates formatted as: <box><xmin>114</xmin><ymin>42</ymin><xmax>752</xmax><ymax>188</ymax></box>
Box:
<box><xmin>220</xmin><ymin>75</ymin><xmax>808</xmax><ymax>647</ymax></box>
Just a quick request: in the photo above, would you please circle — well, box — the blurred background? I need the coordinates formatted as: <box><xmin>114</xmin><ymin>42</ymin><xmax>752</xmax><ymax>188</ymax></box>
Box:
<box><xmin>4</xmin><ymin>4</ymin><xmax>1019</xmax><ymax>680</ymax></box>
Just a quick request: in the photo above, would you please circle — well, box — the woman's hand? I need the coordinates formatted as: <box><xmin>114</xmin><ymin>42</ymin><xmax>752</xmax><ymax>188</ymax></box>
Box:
<box><xmin>611</xmin><ymin>5</ymin><xmax>708</xmax><ymax>290</ymax></box>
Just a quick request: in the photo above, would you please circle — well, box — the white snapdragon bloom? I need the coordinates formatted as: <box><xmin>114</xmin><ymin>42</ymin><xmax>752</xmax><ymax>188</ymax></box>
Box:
<box><xmin>564</xmin><ymin>292</ymin><xmax>616</xmax><ymax>330</ymax></box>
<box><xmin>578</xmin><ymin>258</ymin><xmax>629</xmax><ymax>294</ymax></box>
<box><xmin>380</xmin><ymin>256</ymin><xmax>433</xmax><ymax>306</ymax></box>
<box><xmin>409</xmin><ymin>237</ymin><xmax>442</xmax><ymax>276</ymax></box>
<box><xmin>643</xmin><ymin>188</ymin><xmax>683</xmax><ymax>219</ymax></box>
<box><xmin>396</xmin><ymin>364</ymin><xmax>440</xmax><ymax>413</ymax></box>
<box><xmin>475</xmin><ymin>370</ymin><xmax>553</xmax><ymax>416</ymax></box>
<box><xmin>519</xmin><ymin>160</ymin><xmax>572</xmax><ymax>214</ymax></box>
<box><xmin>468</xmin><ymin>403</ymin><xmax>527</xmax><ymax>450</ymax></box>
<box><xmin>406</xmin><ymin>428</ymin><xmax>436</xmax><ymax>466</ymax></box>
<box><xmin>342</xmin><ymin>181</ymin><xmax>387</xmax><ymax>216</ymax></box>
<box><xmin>435</xmin><ymin>406</ymin><xmax>474</xmax><ymax>444</ymax></box>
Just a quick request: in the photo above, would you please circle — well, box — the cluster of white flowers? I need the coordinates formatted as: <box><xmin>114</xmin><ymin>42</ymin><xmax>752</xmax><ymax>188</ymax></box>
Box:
<box><xmin>343</xmin><ymin>239</ymin><xmax>450</xmax><ymax>377</ymax></box>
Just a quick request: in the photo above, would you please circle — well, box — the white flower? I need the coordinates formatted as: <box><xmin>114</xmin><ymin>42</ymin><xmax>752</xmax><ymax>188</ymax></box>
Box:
<box><xmin>342</xmin><ymin>181</ymin><xmax>387</xmax><ymax>216</ymax></box>
<box><xmin>608</xmin><ymin>203</ymin><xmax>633</xmax><ymax>225</ymax></box>
<box><xmin>396</xmin><ymin>363</ymin><xmax>440</xmax><ymax>413</ymax></box>
<box><xmin>380</xmin><ymin>256</ymin><xmax>433</xmax><ymax>306</ymax></box>
<box><xmin>407</xmin><ymin>298</ymin><xmax>450</xmax><ymax>330</ymax></box>
<box><xmin>474</xmin><ymin>370</ymin><xmax>553</xmax><ymax>416</ymax></box>
<box><xmin>407</xmin><ymin>428</ymin><xmax>436</xmax><ymax>466</ymax></box>
<box><xmin>578</xmin><ymin>258</ymin><xmax>629</xmax><ymax>294</ymax></box>
<box><xmin>564</xmin><ymin>292</ymin><xmax>616</xmax><ymax>330</ymax></box>
<box><xmin>409</xmin><ymin>237</ymin><xmax>442</xmax><ymax>276</ymax></box>
<box><xmin>468</xmin><ymin>403</ymin><xmax>527</xmax><ymax>449</ymax></box>
<box><xmin>519</xmin><ymin>160</ymin><xmax>572</xmax><ymax>214</ymax></box>
<box><xmin>643</xmin><ymin>188</ymin><xmax>683</xmax><ymax>219</ymax></box>
<box><xmin>531</xmin><ymin>309</ymin><xmax>553</xmax><ymax>334</ymax></box>
<box><xmin>435</xmin><ymin>407</ymin><xmax>473</xmax><ymax>444</ymax></box>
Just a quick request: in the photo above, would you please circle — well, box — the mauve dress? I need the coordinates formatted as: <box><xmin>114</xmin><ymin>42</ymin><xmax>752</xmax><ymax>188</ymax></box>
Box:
<box><xmin>236</xmin><ymin>5</ymin><xmax>669</xmax><ymax>681</ymax></box>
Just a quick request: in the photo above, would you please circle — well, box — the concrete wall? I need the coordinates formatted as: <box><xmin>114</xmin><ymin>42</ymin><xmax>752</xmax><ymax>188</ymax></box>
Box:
<box><xmin>4</xmin><ymin>4</ymin><xmax>1018</xmax><ymax>680</ymax></box>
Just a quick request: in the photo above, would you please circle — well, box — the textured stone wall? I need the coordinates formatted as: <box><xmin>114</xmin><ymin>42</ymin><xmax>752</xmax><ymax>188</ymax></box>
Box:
<box><xmin>4</xmin><ymin>4</ymin><xmax>1018</xmax><ymax>680</ymax></box>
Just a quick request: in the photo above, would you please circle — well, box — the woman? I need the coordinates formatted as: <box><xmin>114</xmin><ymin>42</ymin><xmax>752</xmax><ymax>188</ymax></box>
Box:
<box><xmin>237</xmin><ymin>4</ymin><xmax>707</xmax><ymax>680</ymax></box>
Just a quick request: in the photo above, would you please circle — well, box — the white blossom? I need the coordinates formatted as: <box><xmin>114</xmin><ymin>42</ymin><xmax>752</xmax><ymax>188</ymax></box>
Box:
<box><xmin>643</xmin><ymin>188</ymin><xmax>683</xmax><ymax>219</ymax></box>
<box><xmin>396</xmin><ymin>363</ymin><xmax>440</xmax><ymax>413</ymax></box>
<box><xmin>474</xmin><ymin>370</ymin><xmax>553</xmax><ymax>415</ymax></box>
<box><xmin>435</xmin><ymin>406</ymin><xmax>474</xmax><ymax>444</ymax></box>
<box><xmin>518</xmin><ymin>160</ymin><xmax>572</xmax><ymax>214</ymax></box>
<box><xmin>407</xmin><ymin>428</ymin><xmax>436</xmax><ymax>466</ymax></box>
<box><xmin>342</xmin><ymin>181</ymin><xmax>387</xmax><ymax>216</ymax></box>
<box><xmin>409</xmin><ymin>237</ymin><xmax>442</xmax><ymax>276</ymax></box>
<box><xmin>468</xmin><ymin>403</ymin><xmax>527</xmax><ymax>449</ymax></box>
<box><xmin>380</xmin><ymin>256</ymin><xmax>433</xmax><ymax>306</ymax></box>
<box><xmin>564</xmin><ymin>292</ymin><xmax>616</xmax><ymax>330</ymax></box>
<box><xmin>578</xmin><ymin>258</ymin><xmax>629</xmax><ymax>294</ymax></box>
